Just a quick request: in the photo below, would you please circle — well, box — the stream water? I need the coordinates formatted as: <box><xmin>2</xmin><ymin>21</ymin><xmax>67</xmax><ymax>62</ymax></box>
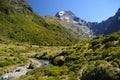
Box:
<box><xmin>0</xmin><ymin>59</ymin><xmax>52</xmax><ymax>80</ymax></box>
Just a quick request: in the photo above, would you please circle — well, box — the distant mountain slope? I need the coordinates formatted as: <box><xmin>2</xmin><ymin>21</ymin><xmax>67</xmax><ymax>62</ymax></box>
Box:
<box><xmin>89</xmin><ymin>8</ymin><xmax>120</xmax><ymax>36</ymax></box>
<box><xmin>0</xmin><ymin>0</ymin><xmax>78</xmax><ymax>46</ymax></box>
<box><xmin>55</xmin><ymin>9</ymin><xmax>120</xmax><ymax>39</ymax></box>
<box><xmin>55</xmin><ymin>11</ymin><xmax>94</xmax><ymax>40</ymax></box>
<box><xmin>105</xmin><ymin>8</ymin><xmax>120</xmax><ymax>34</ymax></box>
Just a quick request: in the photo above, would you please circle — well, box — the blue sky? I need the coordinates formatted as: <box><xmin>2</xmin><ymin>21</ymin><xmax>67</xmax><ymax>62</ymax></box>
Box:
<box><xmin>26</xmin><ymin>0</ymin><xmax>120</xmax><ymax>22</ymax></box>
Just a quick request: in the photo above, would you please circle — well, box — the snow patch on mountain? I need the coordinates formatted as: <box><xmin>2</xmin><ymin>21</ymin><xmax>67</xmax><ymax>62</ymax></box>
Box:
<box><xmin>58</xmin><ymin>11</ymin><xmax>65</xmax><ymax>16</ymax></box>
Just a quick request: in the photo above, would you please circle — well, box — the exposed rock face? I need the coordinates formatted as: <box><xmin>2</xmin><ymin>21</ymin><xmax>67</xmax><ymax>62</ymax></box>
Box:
<box><xmin>89</xmin><ymin>16</ymin><xmax>114</xmax><ymax>36</ymax></box>
<box><xmin>55</xmin><ymin>11</ymin><xmax>94</xmax><ymax>40</ymax></box>
<box><xmin>105</xmin><ymin>8</ymin><xmax>120</xmax><ymax>34</ymax></box>
<box><xmin>89</xmin><ymin>8</ymin><xmax>120</xmax><ymax>35</ymax></box>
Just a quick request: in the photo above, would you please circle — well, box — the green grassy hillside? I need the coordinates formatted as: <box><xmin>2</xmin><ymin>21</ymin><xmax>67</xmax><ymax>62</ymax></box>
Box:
<box><xmin>0</xmin><ymin>0</ymin><xmax>78</xmax><ymax>46</ymax></box>
<box><xmin>17</xmin><ymin>31</ymin><xmax>120</xmax><ymax>80</ymax></box>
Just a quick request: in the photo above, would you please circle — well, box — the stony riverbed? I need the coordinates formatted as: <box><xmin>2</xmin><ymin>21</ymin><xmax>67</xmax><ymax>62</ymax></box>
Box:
<box><xmin>0</xmin><ymin>59</ymin><xmax>52</xmax><ymax>80</ymax></box>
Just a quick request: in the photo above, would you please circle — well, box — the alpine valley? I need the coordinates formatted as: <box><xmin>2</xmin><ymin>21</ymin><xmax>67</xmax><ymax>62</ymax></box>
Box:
<box><xmin>0</xmin><ymin>0</ymin><xmax>120</xmax><ymax>80</ymax></box>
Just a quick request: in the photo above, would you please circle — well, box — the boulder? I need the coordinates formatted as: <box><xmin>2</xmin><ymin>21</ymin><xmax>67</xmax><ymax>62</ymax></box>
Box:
<box><xmin>53</xmin><ymin>56</ymin><xmax>65</xmax><ymax>66</ymax></box>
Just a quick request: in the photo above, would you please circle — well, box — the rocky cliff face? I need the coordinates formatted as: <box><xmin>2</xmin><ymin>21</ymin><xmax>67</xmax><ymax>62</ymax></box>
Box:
<box><xmin>55</xmin><ymin>11</ymin><xmax>94</xmax><ymax>39</ymax></box>
<box><xmin>89</xmin><ymin>8</ymin><xmax>120</xmax><ymax>35</ymax></box>
<box><xmin>105</xmin><ymin>8</ymin><xmax>120</xmax><ymax>34</ymax></box>
<box><xmin>89</xmin><ymin>16</ymin><xmax>114</xmax><ymax>36</ymax></box>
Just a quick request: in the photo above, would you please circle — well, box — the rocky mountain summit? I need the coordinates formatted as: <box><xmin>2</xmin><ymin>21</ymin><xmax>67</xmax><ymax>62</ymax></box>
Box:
<box><xmin>55</xmin><ymin>8</ymin><xmax>120</xmax><ymax>38</ymax></box>
<box><xmin>55</xmin><ymin>11</ymin><xmax>94</xmax><ymax>39</ymax></box>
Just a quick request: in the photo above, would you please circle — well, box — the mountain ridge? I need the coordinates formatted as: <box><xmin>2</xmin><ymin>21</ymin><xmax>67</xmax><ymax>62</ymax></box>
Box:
<box><xmin>54</xmin><ymin>8</ymin><xmax>120</xmax><ymax>37</ymax></box>
<box><xmin>89</xmin><ymin>8</ymin><xmax>120</xmax><ymax>35</ymax></box>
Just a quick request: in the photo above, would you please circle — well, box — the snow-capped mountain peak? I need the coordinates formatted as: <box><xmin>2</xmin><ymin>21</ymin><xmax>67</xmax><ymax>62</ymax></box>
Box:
<box><xmin>55</xmin><ymin>10</ymin><xmax>94</xmax><ymax>39</ymax></box>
